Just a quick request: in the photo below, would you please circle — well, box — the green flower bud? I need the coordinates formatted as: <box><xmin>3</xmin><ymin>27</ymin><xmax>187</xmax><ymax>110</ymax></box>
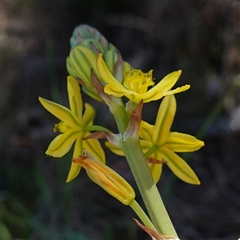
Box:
<box><xmin>70</xmin><ymin>24</ymin><xmax>108</xmax><ymax>51</ymax></box>
<box><xmin>67</xmin><ymin>45</ymin><xmax>99</xmax><ymax>87</ymax></box>
<box><xmin>67</xmin><ymin>24</ymin><xmax>133</xmax><ymax>101</ymax></box>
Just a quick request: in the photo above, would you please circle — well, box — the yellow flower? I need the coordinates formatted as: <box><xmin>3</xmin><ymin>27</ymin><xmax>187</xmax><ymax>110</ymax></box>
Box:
<box><xmin>73</xmin><ymin>156</ymin><xmax>135</xmax><ymax>205</ymax></box>
<box><xmin>97</xmin><ymin>53</ymin><xmax>190</xmax><ymax>103</ymax></box>
<box><xmin>105</xmin><ymin>95</ymin><xmax>204</xmax><ymax>184</ymax></box>
<box><xmin>39</xmin><ymin>76</ymin><xmax>105</xmax><ymax>182</ymax></box>
<box><xmin>140</xmin><ymin>95</ymin><xmax>204</xmax><ymax>184</ymax></box>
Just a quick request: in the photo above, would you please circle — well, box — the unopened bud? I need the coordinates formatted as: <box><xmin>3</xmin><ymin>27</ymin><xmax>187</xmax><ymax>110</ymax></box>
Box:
<box><xmin>73</xmin><ymin>156</ymin><xmax>135</xmax><ymax>205</ymax></box>
<box><xmin>67</xmin><ymin>25</ymin><xmax>132</xmax><ymax>101</ymax></box>
<box><xmin>70</xmin><ymin>24</ymin><xmax>108</xmax><ymax>51</ymax></box>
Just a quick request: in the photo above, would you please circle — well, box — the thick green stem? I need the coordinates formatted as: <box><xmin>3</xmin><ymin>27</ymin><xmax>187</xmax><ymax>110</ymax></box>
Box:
<box><xmin>121</xmin><ymin>139</ymin><xmax>178</xmax><ymax>236</ymax></box>
<box><xmin>111</xmin><ymin>105</ymin><xmax>129</xmax><ymax>134</ymax></box>
<box><xmin>129</xmin><ymin>200</ymin><xmax>157</xmax><ymax>232</ymax></box>
<box><xmin>110</xmin><ymin>102</ymin><xmax>177</xmax><ymax>236</ymax></box>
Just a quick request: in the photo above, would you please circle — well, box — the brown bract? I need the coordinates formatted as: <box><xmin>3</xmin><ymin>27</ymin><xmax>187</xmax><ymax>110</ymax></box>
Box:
<box><xmin>133</xmin><ymin>218</ymin><xmax>180</xmax><ymax>240</ymax></box>
<box><xmin>124</xmin><ymin>100</ymin><xmax>143</xmax><ymax>140</ymax></box>
<box><xmin>148</xmin><ymin>157</ymin><xmax>168</xmax><ymax>164</ymax></box>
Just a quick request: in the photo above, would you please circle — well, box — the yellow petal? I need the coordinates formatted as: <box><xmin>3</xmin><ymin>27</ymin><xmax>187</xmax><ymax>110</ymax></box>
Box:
<box><xmin>163</xmin><ymin>85</ymin><xmax>190</xmax><ymax>96</ymax></box>
<box><xmin>73</xmin><ymin>135</ymin><xmax>83</xmax><ymax>158</ymax></box>
<box><xmin>139</xmin><ymin>88</ymin><xmax>164</xmax><ymax>103</ymax></box>
<box><xmin>66</xmin><ymin>162</ymin><xmax>81</xmax><ymax>183</ymax></box>
<box><xmin>152</xmin><ymin>95</ymin><xmax>176</xmax><ymax>145</ymax></box>
<box><xmin>123</xmin><ymin>61</ymin><xmax>132</xmax><ymax>73</ymax></box>
<box><xmin>66</xmin><ymin>137</ymin><xmax>83</xmax><ymax>182</ymax></box>
<box><xmin>140</xmin><ymin>140</ymin><xmax>153</xmax><ymax>153</ymax></box>
<box><xmin>46</xmin><ymin>130</ymin><xmax>81</xmax><ymax>157</ymax></box>
<box><xmin>140</xmin><ymin>70</ymin><xmax>182</xmax><ymax>103</ymax></box>
<box><xmin>149</xmin><ymin>151</ymin><xmax>165</xmax><ymax>183</ymax></box>
<box><xmin>164</xmin><ymin>132</ymin><xmax>204</xmax><ymax>152</ymax></box>
<box><xmin>39</xmin><ymin>97</ymin><xmax>79</xmax><ymax>127</ymax></box>
<box><xmin>139</xmin><ymin>121</ymin><xmax>154</xmax><ymax>141</ymax></box>
<box><xmin>105</xmin><ymin>141</ymin><xmax>125</xmax><ymax>156</ymax></box>
<box><xmin>98</xmin><ymin>55</ymin><xmax>137</xmax><ymax>101</ymax></box>
<box><xmin>97</xmin><ymin>53</ymin><xmax>134</xmax><ymax>99</ymax></box>
<box><xmin>160</xmin><ymin>147</ymin><xmax>200</xmax><ymax>185</ymax></box>
<box><xmin>82</xmin><ymin>103</ymin><xmax>95</xmax><ymax>126</ymax></box>
<box><xmin>83</xmin><ymin>138</ymin><xmax>106</xmax><ymax>164</ymax></box>
<box><xmin>104</xmin><ymin>83</ymin><xmax>139</xmax><ymax>102</ymax></box>
<box><xmin>104</xmin><ymin>84</ymin><xmax>127</xmax><ymax>98</ymax></box>
<box><xmin>67</xmin><ymin>76</ymin><xmax>83</xmax><ymax>120</ymax></box>
<box><xmin>149</xmin><ymin>163</ymin><xmax>163</xmax><ymax>184</ymax></box>
<box><xmin>97</xmin><ymin>53</ymin><xmax>124</xmax><ymax>88</ymax></box>
<box><xmin>153</xmin><ymin>70</ymin><xmax>182</xmax><ymax>93</ymax></box>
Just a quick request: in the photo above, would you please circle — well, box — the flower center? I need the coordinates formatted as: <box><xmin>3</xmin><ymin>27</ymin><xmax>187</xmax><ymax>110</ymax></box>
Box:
<box><xmin>54</xmin><ymin>122</ymin><xmax>70</xmax><ymax>133</ymax></box>
<box><xmin>123</xmin><ymin>69</ymin><xmax>154</xmax><ymax>94</ymax></box>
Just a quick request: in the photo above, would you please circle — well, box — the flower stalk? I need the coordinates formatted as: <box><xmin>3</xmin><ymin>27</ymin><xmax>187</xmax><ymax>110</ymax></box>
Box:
<box><xmin>120</xmin><ymin>133</ymin><xmax>178</xmax><ymax>236</ymax></box>
<box><xmin>109</xmin><ymin>99</ymin><xmax>178</xmax><ymax>236</ymax></box>
<box><xmin>129</xmin><ymin>200</ymin><xmax>157</xmax><ymax>232</ymax></box>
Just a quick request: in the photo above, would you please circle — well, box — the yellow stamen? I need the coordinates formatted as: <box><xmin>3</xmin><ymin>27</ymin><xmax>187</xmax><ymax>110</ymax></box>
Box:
<box><xmin>53</xmin><ymin>122</ymin><xmax>70</xmax><ymax>133</ymax></box>
<box><xmin>124</xmin><ymin>70</ymin><xmax>154</xmax><ymax>94</ymax></box>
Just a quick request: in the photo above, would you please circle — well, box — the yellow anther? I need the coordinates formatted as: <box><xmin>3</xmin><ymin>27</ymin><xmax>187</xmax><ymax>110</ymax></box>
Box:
<box><xmin>124</xmin><ymin>70</ymin><xmax>154</xmax><ymax>94</ymax></box>
<box><xmin>53</xmin><ymin>122</ymin><xmax>70</xmax><ymax>133</ymax></box>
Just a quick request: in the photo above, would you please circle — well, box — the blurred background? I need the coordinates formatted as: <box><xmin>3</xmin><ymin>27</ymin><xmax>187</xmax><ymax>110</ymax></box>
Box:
<box><xmin>1</xmin><ymin>1</ymin><xmax>240</xmax><ymax>239</ymax></box>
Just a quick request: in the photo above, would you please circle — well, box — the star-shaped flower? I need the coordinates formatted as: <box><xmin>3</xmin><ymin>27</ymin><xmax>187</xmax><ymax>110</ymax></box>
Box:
<box><xmin>97</xmin><ymin>53</ymin><xmax>190</xmax><ymax>103</ymax></box>
<box><xmin>39</xmin><ymin>76</ymin><xmax>105</xmax><ymax>182</ymax></box>
<box><xmin>140</xmin><ymin>95</ymin><xmax>204</xmax><ymax>184</ymax></box>
<box><xmin>105</xmin><ymin>95</ymin><xmax>204</xmax><ymax>184</ymax></box>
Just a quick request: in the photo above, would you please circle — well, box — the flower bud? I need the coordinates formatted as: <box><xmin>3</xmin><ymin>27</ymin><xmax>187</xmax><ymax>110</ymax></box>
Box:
<box><xmin>73</xmin><ymin>156</ymin><xmax>135</xmax><ymax>205</ymax></box>
<box><xmin>67</xmin><ymin>24</ymin><xmax>132</xmax><ymax>101</ymax></box>
<box><xmin>67</xmin><ymin>45</ymin><xmax>99</xmax><ymax>87</ymax></box>
<box><xmin>70</xmin><ymin>24</ymin><xmax>108</xmax><ymax>51</ymax></box>
<box><xmin>103</xmin><ymin>46</ymin><xmax>124</xmax><ymax>82</ymax></box>
<box><xmin>81</xmin><ymin>39</ymin><xmax>104</xmax><ymax>55</ymax></box>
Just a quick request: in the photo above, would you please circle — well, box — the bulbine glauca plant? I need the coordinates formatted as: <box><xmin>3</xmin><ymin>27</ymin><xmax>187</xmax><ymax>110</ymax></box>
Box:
<box><xmin>39</xmin><ymin>24</ymin><xmax>204</xmax><ymax>239</ymax></box>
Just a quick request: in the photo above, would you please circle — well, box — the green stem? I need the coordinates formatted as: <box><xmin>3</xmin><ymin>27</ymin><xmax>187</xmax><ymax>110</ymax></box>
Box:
<box><xmin>129</xmin><ymin>200</ymin><xmax>157</xmax><ymax>232</ymax></box>
<box><xmin>110</xmin><ymin>101</ymin><xmax>177</xmax><ymax>236</ymax></box>
<box><xmin>121</xmin><ymin>139</ymin><xmax>178</xmax><ymax>236</ymax></box>
<box><xmin>144</xmin><ymin>145</ymin><xmax>159</xmax><ymax>158</ymax></box>
<box><xmin>111</xmin><ymin>105</ymin><xmax>129</xmax><ymax>134</ymax></box>
<box><xmin>85</xmin><ymin>125</ymin><xmax>111</xmax><ymax>133</ymax></box>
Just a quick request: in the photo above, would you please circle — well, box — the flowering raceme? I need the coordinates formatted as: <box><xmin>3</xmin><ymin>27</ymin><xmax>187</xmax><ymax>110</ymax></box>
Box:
<box><xmin>38</xmin><ymin>24</ymin><xmax>206</xmax><ymax>237</ymax></box>
<box><xmin>97</xmin><ymin>53</ymin><xmax>190</xmax><ymax>103</ymax></box>
<box><xmin>39</xmin><ymin>76</ymin><xmax>105</xmax><ymax>182</ymax></box>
